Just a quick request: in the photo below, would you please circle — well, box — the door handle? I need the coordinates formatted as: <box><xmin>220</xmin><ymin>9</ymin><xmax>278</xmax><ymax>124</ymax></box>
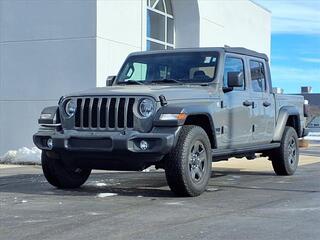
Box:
<box><xmin>263</xmin><ymin>101</ymin><xmax>271</xmax><ymax>107</ymax></box>
<box><xmin>243</xmin><ymin>100</ymin><xmax>253</xmax><ymax>107</ymax></box>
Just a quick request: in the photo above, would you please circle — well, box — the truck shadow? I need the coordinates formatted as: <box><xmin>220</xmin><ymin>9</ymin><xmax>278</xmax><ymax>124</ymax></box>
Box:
<box><xmin>0</xmin><ymin>169</ymin><xmax>275</xmax><ymax>198</ymax></box>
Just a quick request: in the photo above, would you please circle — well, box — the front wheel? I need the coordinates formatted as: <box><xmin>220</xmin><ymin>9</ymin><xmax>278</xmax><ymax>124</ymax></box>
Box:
<box><xmin>269</xmin><ymin>126</ymin><xmax>299</xmax><ymax>175</ymax></box>
<box><xmin>164</xmin><ymin>125</ymin><xmax>212</xmax><ymax>197</ymax></box>
<box><xmin>41</xmin><ymin>151</ymin><xmax>91</xmax><ymax>188</ymax></box>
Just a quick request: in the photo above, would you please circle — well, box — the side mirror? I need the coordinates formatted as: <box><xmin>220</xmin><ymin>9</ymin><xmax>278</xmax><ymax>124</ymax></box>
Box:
<box><xmin>106</xmin><ymin>75</ymin><xmax>116</xmax><ymax>86</ymax></box>
<box><xmin>227</xmin><ymin>71</ymin><xmax>244</xmax><ymax>88</ymax></box>
<box><xmin>222</xmin><ymin>71</ymin><xmax>244</xmax><ymax>93</ymax></box>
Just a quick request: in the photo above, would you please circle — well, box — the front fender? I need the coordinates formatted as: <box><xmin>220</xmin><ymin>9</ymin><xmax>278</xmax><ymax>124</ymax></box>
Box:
<box><xmin>153</xmin><ymin>104</ymin><xmax>214</xmax><ymax>127</ymax></box>
<box><xmin>153</xmin><ymin>103</ymin><xmax>217</xmax><ymax>148</ymax></box>
<box><xmin>38</xmin><ymin>106</ymin><xmax>60</xmax><ymax>126</ymax></box>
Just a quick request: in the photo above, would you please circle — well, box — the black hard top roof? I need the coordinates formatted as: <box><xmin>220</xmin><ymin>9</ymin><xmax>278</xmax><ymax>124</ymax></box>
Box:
<box><xmin>129</xmin><ymin>47</ymin><xmax>269</xmax><ymax>61</ymax></box>
<box><xmin>223</xmin><ymin>47</ymin><xmax>269</xmax><ymax>61</ymax></box>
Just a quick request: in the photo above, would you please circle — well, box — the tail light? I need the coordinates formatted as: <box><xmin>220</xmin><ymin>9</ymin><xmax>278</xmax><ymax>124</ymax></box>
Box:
<box><xmin>303</xmin><ymin>100</ymin><xmax>309</xmax><ymax>118</ymax></box>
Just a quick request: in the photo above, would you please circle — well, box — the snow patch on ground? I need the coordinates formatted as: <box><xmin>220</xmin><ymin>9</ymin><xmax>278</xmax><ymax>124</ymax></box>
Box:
<box><xmin>96</xmin><ymin>193</ymin><xmax>118</xmax><ymax>198</ymax></box>
<box><xmin>165</xmin><ymin>201</ymin><xmax>184</xmax><ymax>206</ymax></box>
<box><xmin>0</xmin><ymin>147</ymin><xmax>41</xmax><ymax>165</ymax></box>
<box><xmin>88</xmin><ymin>180</ymin><xmax>119</xmax><ymax>187</ymax></box>
<box><xmin>96</xmin><ymin>182</ymin><xmax>107</xmax><ymax>187</ymax></box>
<box><xmin>87</xmin><ymin>212</ymin><xmax>104</xmax><ymax>216</ymax></box>
<box><xmin>206</xmin><ymin>187</ymin><xmax>219</xmax><ymax>192</ymax></box>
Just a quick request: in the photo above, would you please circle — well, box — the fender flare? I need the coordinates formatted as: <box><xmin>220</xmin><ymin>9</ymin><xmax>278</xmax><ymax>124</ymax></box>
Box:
<box><xmin>273</xmin><ymin>106</ymin><xmax>301</xmax><ymax>141</ymax></box>
<box><xmin>153</xmin><ymin>104</ymin><xmax>217</xmax><ymax>147</ymax></box>
<box><xmin>38</xmin><ymin>106</ymin><xmax>60</xmax><ymax>125</ymax></box>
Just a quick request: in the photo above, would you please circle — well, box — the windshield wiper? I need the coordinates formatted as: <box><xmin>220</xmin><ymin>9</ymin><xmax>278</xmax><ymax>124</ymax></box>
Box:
<box><xmin>151</xmin><ymin>78</ymin><xmax>184</xmax><ymax>84</ymax></box>
<box><xmin>117</xmin><ymin>80</ymin><xmax>144</xmax><ymax>85</ymax></box>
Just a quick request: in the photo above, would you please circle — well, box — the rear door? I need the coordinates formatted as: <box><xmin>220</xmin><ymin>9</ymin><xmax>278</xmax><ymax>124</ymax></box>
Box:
<box><xmin>248</xmin><ymin>58</ymin><xmax>274</xmax><ymax>144</ymax></box>
<box><xmin>261</xmin><ymin>61</ymin><xmax>276</xmax><ymax>141</ymax></box>
<box><xmin>222</xmin><ymin>54</ymin><xmax>252</xmax><ymax>148</ymax></box>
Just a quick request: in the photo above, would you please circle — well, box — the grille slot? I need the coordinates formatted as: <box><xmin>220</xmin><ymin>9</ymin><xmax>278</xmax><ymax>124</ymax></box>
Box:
<box><xmin>118</xmin><ymin>98</ymin><xmax>126</xmax><ymax>128</ymax></box>
<box><xmin>83</xmin><ymin>98</ymin><xmax>90</xmax><ymax>128</ymax></box>
<box><xmin>74</xmin><ymin>97</ymin><xmax>135</xmax><ymax>130</ymax></box>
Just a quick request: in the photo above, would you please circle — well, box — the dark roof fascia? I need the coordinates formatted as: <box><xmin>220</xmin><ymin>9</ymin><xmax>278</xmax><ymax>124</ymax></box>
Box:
<box><xmin>129</xmin><ymin>47</ymin><xmax>268</xmax><ymax>61</ymax></box>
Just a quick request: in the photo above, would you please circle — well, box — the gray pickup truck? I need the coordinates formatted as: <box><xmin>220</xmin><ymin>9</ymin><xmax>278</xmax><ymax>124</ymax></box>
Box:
<box><xmin>33</xmin><ymin>47</ymin><xmax>308</xmax><ymax>197</ymax></box>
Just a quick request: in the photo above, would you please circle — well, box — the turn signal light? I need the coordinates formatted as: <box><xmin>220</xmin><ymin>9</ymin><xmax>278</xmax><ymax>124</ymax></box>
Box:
<box><xmin>159</xmin><ymin>113</ymin><xmax>187</xmax><ymax>121</ymax></box>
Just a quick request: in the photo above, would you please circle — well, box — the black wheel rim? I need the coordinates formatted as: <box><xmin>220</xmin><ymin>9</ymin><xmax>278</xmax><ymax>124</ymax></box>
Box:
<box><xmin>188</xmin><ymin>140</ymin><xmax>207</xmax><ymax>183</ymax></box>
<box><xmin>288</xmin><ymin>136</ymin><xmax>297</xmax><ymax>167</ymax></box>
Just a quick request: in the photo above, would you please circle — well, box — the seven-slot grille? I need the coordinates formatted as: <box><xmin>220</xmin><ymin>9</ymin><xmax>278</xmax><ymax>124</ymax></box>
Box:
<box><xmin>74</xmin><ymin>97</ymin><xmax>135</xmax><ymax>130</ymax></box>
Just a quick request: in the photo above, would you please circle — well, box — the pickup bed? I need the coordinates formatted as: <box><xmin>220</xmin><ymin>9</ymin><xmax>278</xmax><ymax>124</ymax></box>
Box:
<box><xmin>34</xmin><ymin>47</ymin><xmax>308</xmax><ymax>197</ymax></box>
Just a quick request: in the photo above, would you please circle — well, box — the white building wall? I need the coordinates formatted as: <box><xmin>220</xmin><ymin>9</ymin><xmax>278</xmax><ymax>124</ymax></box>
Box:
<box><xmin>95</xmin><ymin>0</ymin><xmax>271</xmax><ymax>86</ymax></box>
<box><xmin>0</xmin><ymin>0</ymin><xmax>270</xmax><ymax>155</ymax></box>
<box><xmin>172</xmin><ymin>0</ymin><xmax>200</xmax><ymax>48</ymax></box>
<box><xmin>0</xmin><ymin>0</ymin><xmax>97</xmax><ymax>154</ymax></box>
<box><xmin>197</xmin><ymin>0</ymin><xmax>271</xmax><ymax>57</ymax></box>
<box><xmin>96</xmin><ymin>0</ymin><xmax>145</xmax><ymax>87</ymax></box>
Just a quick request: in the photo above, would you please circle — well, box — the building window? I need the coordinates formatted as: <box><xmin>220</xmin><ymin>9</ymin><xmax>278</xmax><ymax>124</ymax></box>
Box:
<box><xmin>147</xmin><ymin>0</ymin><xmax>174</xmax><ymax>50</ymax></box>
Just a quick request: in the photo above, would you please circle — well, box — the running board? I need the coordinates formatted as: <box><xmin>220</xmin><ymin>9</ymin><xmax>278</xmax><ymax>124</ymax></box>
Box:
<box><xmin>212</xmin><ymin>143</ymin><xmax>280</xmax><ymax>158</ymax></box>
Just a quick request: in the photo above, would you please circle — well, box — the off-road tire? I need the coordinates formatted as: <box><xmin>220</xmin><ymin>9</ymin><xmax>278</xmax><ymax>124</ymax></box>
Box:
<box><xmin>165</xmin><ymin>125</ymin><xmax>212</xmax><ymax>197</ymax></box>
<box><xmin>41</xmin><ymin>151</ymin><xmax>91</xmax><ymax>188</ymax></box>
<box><xmin>269</xmin><ymin>126</ymin><xmax>299</xmax><ymax>175</ymax></box>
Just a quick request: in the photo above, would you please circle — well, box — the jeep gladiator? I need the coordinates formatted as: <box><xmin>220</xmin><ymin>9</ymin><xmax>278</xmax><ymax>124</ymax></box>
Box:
<box><xmin>33</xmin><ymin>47</ymin><xmax>308</xmax><ymax>197</ymax></box>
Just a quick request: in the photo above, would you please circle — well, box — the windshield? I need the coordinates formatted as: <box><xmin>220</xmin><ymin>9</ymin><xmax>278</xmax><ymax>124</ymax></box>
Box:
<box><xmin>116</xmin><ymin>51</ymin><xmax>219</xmax><ymax>84</ymax></box>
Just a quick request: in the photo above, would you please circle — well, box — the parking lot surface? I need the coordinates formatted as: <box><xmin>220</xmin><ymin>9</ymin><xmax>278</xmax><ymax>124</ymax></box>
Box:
<box><xmin>1</xmin><ymin>147</ymin><xmax>320</xmax><ymax>240</ymax></box>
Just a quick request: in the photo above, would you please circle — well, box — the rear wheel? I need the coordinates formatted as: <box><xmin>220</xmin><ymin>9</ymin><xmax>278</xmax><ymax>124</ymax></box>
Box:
<box><xmin>41</xmin><ymin>151</ymin><xmax>91</xmax><ymax>188</ymax></box>
<box><xmin>164</xmin><ymin>125</ymin><xmax>212</xmax><ymax>197</ymax></box>
<box><xmin>269</xmin><ymin>126</ymin><xmax>299</xmax><ymax>175</ymax></box>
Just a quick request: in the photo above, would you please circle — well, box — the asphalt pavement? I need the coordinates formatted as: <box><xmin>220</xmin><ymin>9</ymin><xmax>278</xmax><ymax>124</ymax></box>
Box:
<box><xmin>1</xmin><ymin>148</ymin><xmax>320</xmax><ymax>240</ymax></box>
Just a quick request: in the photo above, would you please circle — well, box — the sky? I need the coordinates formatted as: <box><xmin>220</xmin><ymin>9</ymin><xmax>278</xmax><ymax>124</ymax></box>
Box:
<box><xmin>254</xmin><ymin>0</ymin><xmax>320</xmax><ymax>93</ymax></box>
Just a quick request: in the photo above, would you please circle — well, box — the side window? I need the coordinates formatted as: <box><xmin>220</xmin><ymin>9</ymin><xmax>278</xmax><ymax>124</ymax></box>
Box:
<box><xmin>250</xmin><ymin>60</ymin><xmax>266</xmax><ymax>92</ymax></box>
<box><xmin>223</xmin><ymin>57</ymin><xmax>245</xmax><ymax>91</ymax></box>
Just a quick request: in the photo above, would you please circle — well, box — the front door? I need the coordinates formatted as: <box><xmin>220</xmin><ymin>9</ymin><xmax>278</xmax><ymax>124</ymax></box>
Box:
<box><xmin>222</xmin><ymin>55</ymin><xmax>252</xmax><ymax>148</ymax></box>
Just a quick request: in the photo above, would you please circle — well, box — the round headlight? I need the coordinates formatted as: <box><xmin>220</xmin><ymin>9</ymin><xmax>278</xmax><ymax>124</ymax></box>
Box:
<box><xmin>65</xmin><ymin>99</ymin><xmax>76</xmax><ymax>117</ymax></box>
<box><xmin>139</xmin><ymin>98</ymin><xmax>155</xmax><ymax>118</ymax></box>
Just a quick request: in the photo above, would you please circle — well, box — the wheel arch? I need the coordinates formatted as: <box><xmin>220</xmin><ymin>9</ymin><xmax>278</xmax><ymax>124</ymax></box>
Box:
<box><xmin>184</xmin><ymin>113</ymin><xmax>217</xmax><ymax>149</ymax></box>
<box><xmin>153</xmin><ymin>104</ymin><xmax>217</xmax><ymax>149</ymax></box>
<box><xmin>273</xmin><ymin>106</ymin><xmax>301</xmax><ymax>141</ymax></box>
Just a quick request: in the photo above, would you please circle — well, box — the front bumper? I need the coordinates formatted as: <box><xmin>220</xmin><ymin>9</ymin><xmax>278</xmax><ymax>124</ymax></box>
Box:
<box><xmin>33</xmin><ymin>127</ymin><xmax>180</xmax><ymax>158</ymax></box>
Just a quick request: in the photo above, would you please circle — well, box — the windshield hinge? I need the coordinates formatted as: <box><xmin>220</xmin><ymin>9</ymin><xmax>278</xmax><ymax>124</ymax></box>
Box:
<box><xmin>159</xmin><ymin>95</ymin><xmax>167</xmax><ymax>106</ymax></box>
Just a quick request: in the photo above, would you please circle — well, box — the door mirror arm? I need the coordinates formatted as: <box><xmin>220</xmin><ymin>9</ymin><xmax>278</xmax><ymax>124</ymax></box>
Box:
<box><xmin>222</xmin><ymin>86</ymin><xmax>234</xmax><ymax>93</ymax></box>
